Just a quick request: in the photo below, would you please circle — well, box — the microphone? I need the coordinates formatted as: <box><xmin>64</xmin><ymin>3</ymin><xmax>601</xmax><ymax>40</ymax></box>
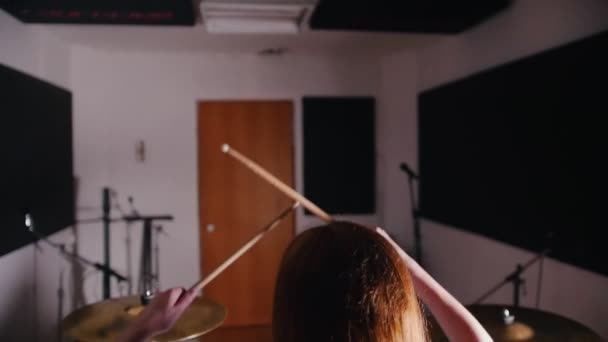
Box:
<box><xmin>128</xmin><ymin>196</ymin><xmax>141</xmax><ymax>217</ymax></box>
<box><xmin>542</xmin><ymin>231</ymin><xmax>554</xmax><ymax>255</ymax></box>
<box><xmin>399</xmin><ymin>162</ymin><xmax>419</xmax><ymax>179</ymax></box>
<box><xmin>24</xmin><ymin>212</ymin><xmax>43</xmax><ymax>252</ymax></box>
<box><xmin>25</xmin><ymin>212</ymin><xmax>34</xmax><ymax>232</ymax></box>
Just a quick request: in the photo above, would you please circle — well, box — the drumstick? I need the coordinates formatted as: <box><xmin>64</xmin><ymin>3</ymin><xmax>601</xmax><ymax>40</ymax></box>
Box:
<box><xmin>221</xmin><ymin>144</ymin><xmax>333</xmax><ymax>223</ymax></box>
<box><xmin>190</xmin><ymin>202</ymin><xmax>300</xmax><ymax>294</ymax></box>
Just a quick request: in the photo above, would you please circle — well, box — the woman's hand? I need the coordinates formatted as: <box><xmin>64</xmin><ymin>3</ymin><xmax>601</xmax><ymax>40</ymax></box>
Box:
<box><xmin>119</xmin><ymin>288</ymin><xmax>198</xmax><ymax>342</ymax></box>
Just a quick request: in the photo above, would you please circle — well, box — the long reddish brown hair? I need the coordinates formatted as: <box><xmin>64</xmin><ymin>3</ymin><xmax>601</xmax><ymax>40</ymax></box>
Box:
<box><xmin>273</xmin><ymin>221</ymin><xmax>427</xmax><ymax>341</ymax></box>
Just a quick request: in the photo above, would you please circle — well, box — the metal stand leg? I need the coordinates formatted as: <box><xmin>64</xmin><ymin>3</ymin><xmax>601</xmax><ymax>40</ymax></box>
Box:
<box><xmin>102</xmin><ymin>188</ymin><xmax>111</xmax><ymax>299</ymax></box>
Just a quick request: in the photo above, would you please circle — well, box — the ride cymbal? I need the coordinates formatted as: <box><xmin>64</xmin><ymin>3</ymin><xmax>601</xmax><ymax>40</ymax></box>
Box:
<box><xmin>62</xmin><ymin>296</ymin><xmax>226</xmax><ymax>342</ymax></box>
<box><xmin>429</xmin><ymin>304</ymin><xmax>602</xmax><ymax>341</ymax></box>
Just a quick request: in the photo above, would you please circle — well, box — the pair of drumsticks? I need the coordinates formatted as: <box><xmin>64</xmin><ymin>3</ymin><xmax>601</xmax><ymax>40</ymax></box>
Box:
<box><xmin>189</xmin><ymin>144</ymin><xmax>333</xmax><ymax>294</ymax></box>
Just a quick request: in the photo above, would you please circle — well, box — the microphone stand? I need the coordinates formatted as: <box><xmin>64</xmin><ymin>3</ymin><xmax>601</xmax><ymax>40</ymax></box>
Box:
<box><xmin>58</xmin><ymin>189</ymin><xmax>174</xmax><ymax>301</ymax></box>
<box><xmin>400</xmin><ymin>163</ymin><xmax>422</xmax><ymax>264</ymax></box>
<box><xmin>28</xmin><ymin>228</ymin><xmax>128</xmax><ymax>283</ymax></box>
<box><xmin>102</xmin><ymin>188</ymin><xmax>111</xmax><ymax>299</ymax></box>
<box><xmin>57</xmin><ymin>269</ymin><xmax>64</xmax><ymax>342</ymax></box>
<box><xmin>69</xmin><ymin>213</ymin><xmax>172</xmax><ymax>301</ymax></box>
<box><xmin>474</xmin><ymin>248</ymin><xmax>550</xmax><ymax>307</ymax></box>
<box><xmin>409</xmin><ymin>176</ymin><xmax>422</xmax><ymax>265</ymax></box>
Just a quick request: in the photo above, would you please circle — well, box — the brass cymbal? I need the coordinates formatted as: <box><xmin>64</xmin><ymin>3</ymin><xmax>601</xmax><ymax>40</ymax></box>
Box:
<box><xmin>62</xmin><ymin>296</ymin><xmax>226</xmax><ymax>342</ymax></box>
<box><xmin>428</xmin><ymin>304</ymin><xmax>602</xmax><ymax>342</ymax></box>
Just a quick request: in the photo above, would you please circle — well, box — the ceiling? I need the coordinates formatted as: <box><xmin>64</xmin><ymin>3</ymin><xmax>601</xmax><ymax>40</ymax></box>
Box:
<box><xmin>2</xmin><ymin>0</ymin><xmax>511</xmax><ymax>33</ymax></box>
<box><xmin>44</xmin><ymin>24</ymin><xmax>438</xmax><ymax>54</ymax></box>
<box><xmin>2</xmin><ymin>0</ymin><xmax>511</xmax><ymax>54</ymax></box>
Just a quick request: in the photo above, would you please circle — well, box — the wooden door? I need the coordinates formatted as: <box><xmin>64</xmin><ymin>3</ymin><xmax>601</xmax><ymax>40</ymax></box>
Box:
<box><xmin>198</xmin><ymin>101</ymin><xmax>295</xmax><ymax>327</ymax></box>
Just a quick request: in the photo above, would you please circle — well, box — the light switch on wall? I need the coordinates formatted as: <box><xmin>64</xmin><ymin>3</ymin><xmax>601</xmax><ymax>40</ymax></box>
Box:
<box><xmin>136</xmin><ymin>140</ymin><xmax>146</xmax><ymax>162</ymax></box>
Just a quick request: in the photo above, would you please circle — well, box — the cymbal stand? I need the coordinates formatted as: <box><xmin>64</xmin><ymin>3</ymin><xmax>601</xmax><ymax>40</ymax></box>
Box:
<box><xmin>399</xmin><ymin>163</ymin><xmax>422</xmax><ymax>264</ymax></box>
<box><xmin>120</xmin><ymin>215</ymin><xmax>173</xmax><ymax>304</ymax></box>
<box><xmin>70</xmin><ymin>210</ymin><xmax>173</xmax><ymax>303</ymax></box>
<box><xmin>153</xmin><ymin>224</ymin><xmax>166</xmax><ymax>292</ymax></box>
<box><xmin>102</xmin><ymin>188</ymin><xmax>111</xmax><ymax>299</ymax></box>
<box><xmin>474</xmin><ymin>248</ymin><xmax>549</xmax><ymax>307</ymax></box>
<box><xmin>57</xmin><ymin>269</ymin><xmax>64</xmax><ymax>342</ymax></box>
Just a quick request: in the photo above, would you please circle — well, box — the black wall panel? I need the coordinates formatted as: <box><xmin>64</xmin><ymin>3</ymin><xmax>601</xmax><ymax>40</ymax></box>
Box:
<box><xmin>303</xmin><ymin>97</ymin><xmax>375</xmax><ymax>215</ymax></box>
<box><xmin>0</xmin><ymin>64</ymin><xmax>74</xmax><ymax>257</ymax></box>
<box><xmin>419</xmin><ymin>31</ymin><xmax>608</xmax><ymax>276</ymax></box>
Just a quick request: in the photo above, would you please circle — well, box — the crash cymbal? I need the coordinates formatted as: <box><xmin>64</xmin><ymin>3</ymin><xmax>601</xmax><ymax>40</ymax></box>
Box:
<box><xmin>62</xmin><ymin>296</ymin><xmax>226</xmax><ymax>342</ymax></box>
<box><xmin>428</xmin><ymin>304</ymin><xmax>602</xmax><ymax>341</ymax></box>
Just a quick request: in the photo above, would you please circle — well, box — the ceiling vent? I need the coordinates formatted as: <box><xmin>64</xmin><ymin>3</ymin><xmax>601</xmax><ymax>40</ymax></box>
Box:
<box><xmin>199</xmin><ymin>0</ymin><xmax>318</xmax><ymax>34</ymax></box>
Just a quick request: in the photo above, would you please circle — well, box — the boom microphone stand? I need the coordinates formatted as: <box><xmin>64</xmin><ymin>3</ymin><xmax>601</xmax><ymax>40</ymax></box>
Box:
<box><xmin>474</xmin><ymin>248</ymin><xmax>550</xmax><ymax>307</ymax></box>
<box><xmin>75</xmin><ymin>189</ymin><xmax>173</xmax><ymax>301</ymax></box>
<box><xmin>400</xmin><ymin>162</ymin><xmax>422</xmax><ymax>264</ymax></box>
<box><xmin>25</xmin><ymin>214</ymin><xmax>128</xmax><ymax>284</ymax></box>
<box><xmin>102</xmin><ymin>188</ymin><xmax>111</xmax><ymax>299</ymax></box>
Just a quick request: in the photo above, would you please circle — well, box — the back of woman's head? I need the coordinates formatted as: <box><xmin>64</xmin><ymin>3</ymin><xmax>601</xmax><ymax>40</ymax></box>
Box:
<box><xmin>273</xmin><ymin>221</ymin><xmax>427</xmax><ymax>342</ymax></box>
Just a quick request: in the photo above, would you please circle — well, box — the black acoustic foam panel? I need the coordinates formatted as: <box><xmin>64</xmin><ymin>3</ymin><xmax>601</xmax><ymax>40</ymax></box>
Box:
<box><xmin>303</xmin><ymin>97</ymin><xmax>375</xmax><ymax>215</ymax></box>
<box><xmin>0</xmin><ymin>63</ymin><xmax>74</xmax><ymax>257</ymax></box>
<box><xmin>310</xmin><ymin>0</ymin><xmax>511</xmax><ymax>34</ymax></box>
<box><xmin>419</xmin><ymin>31</ymin><xmax>608</xmax><ymax>276</ymax></box>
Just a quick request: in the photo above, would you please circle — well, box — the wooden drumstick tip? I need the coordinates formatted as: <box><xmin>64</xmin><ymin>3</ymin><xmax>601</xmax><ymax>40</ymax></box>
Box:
<box><xmin>221</xmin><ymin>144</ymin><xmax>230</xmax><ymax>153</ymax></box>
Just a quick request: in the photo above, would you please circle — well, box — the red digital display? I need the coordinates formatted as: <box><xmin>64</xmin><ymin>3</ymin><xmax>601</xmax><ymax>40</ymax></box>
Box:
<box><xmin>6</xmin><ymin>2</ymin><xmax>193</xmax><ymax>25</ymax></box>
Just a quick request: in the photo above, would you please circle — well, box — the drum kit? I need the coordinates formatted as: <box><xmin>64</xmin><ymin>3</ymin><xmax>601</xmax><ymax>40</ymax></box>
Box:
<box><xmin>60</xmin><ymin>144</ymin><xmax>602</xmax><ymax>342</ymax></box>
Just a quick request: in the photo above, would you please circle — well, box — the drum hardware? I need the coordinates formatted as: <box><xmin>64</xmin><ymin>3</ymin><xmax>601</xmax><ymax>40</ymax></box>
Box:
<box><xmin>120</xmin><ymin>215</ymin><xmax>174</xmax><ymax>302</ymax></box>
<box><xmin>475</xmin><ymin>248</ymin><xmax>550</xmax><ymax>308</ymax></box>
<box><xmin>72</xmin><ymin>188</ymin><xmax>174</xmax><ymax>299</ymax></box>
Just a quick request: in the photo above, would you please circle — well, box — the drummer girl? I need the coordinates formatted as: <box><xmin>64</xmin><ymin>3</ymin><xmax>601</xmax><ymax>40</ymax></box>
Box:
<box><xmin>120</xmin><ymin>221</ymin><xmax>491</xmax><ymax>342</ymax></box>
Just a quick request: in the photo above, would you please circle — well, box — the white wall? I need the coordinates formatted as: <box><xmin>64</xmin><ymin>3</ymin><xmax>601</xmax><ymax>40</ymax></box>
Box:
<box><xmin>0</xmin><ymin>9</ymin><xmax>72</xmax><ymax>341</ymax></box>
<box><xmin>0</xmin><ymin>12</ymin><xmax>39</xmax><ymax>74</ymax></box>
<box><xmin>0</xmin><ymin>12</ymin><xmax>70</xmax><ymax>89</ymax></box>
<box><xmin>377</xmin><ymin>51</ymin><xmax>419</xmax><ymax>250</ymax></box>
<box><xmin>388</xmin><ymin>0</ymin><xmax>608</xmax><ymax>338</ymax></box>
<box><xmin>68</xmin><ymin>47</ymin><xmax>386</xmax><ymax>304</ymax></box>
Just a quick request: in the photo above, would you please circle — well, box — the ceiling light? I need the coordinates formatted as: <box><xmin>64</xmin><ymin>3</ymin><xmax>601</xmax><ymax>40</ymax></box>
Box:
<box><xmin>199</xmin><ymin>0</ymin><xmax>318</xmax><ymax>34</ymax></box>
